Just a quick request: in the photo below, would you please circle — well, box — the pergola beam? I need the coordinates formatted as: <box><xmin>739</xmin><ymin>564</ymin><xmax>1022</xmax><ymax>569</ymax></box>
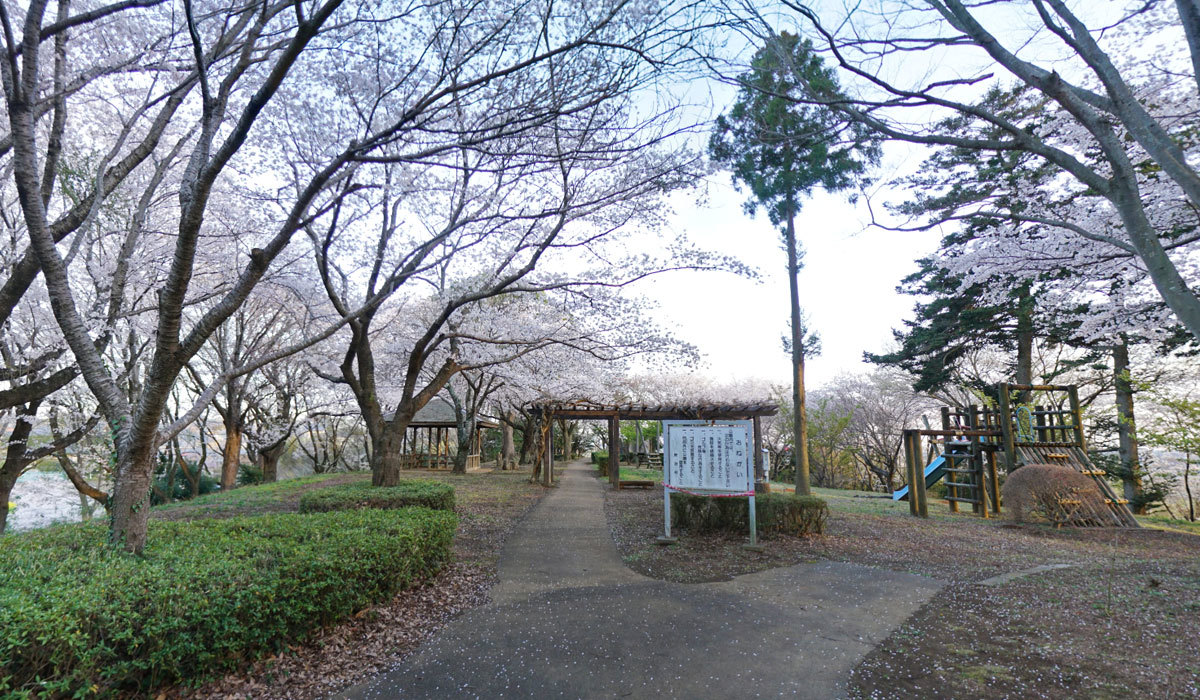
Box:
<box><xmin>532</xmin><ymin>403</ymin><xmax>777</xmax><ymax>421</ymax></box>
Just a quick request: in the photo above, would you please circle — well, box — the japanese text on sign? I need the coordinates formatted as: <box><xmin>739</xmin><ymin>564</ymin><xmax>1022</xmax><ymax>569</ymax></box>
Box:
<box><xmin>665</xmin><ymin>424</ymin><xmax>750</xmax><ymax>491</ymax></box>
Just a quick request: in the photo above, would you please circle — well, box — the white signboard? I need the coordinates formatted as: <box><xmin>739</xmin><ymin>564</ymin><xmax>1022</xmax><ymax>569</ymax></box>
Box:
<box><xmin>664</xmin><ymin>421</ymin><xmax>752</xmax><ymax>494</ymax></box>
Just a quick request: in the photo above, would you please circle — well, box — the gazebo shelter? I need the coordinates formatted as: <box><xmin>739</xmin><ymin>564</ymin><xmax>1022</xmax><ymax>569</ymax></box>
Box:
<box><xmin>529</xmin><ymin>401</ymin><xmax>777</xmax><ymax>488</ymax></box>
<box><xmin>399</xmin><ymin>398</ymin><xmax>499</xmax><ymax>470</ymax></box>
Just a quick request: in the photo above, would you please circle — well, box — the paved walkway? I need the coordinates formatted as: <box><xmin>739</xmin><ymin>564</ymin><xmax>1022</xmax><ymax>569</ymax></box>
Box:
<box><xmin>337</xmin><ymin>462</ymin><xmax>942</xmax><ymax>699</ymax></box>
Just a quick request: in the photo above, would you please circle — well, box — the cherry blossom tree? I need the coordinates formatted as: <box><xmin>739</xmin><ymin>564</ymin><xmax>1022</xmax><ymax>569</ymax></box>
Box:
<box><xmin>305</xmin><ymin>50</ymin><xmax>728</xmax><ymax>488</ymax></box>
<box><xmin>0</xmin><ymin>0</ymin><xmax>712</xmax><ymax>552</ymax></box>
<box><xmin>884</xmin><ymin>82</ymin><xmax>1198</xmax><ymax>508</ymax></box>
<box><xmin>815</xmin><ymin>370</ymin><xmax>938</xmax><ymax>492</ymax></box>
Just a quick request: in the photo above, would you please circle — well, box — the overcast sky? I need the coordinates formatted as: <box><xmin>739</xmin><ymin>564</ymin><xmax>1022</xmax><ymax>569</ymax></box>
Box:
<box><xmin>623</xmin><ymin>2</ymin><xmax>1151</xmax><ymax>393</ymax></box>
<box><xmin>643</xmin><ymin>149</ymin><xmax>943</xmax><ymax>391</ymax></box>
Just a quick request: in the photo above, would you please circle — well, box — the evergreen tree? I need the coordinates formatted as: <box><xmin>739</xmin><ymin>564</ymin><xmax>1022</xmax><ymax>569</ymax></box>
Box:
<box><xmin>709</xmin><ymin>32</ymin><xmax>878</xmax><ymax>495</ymax></box>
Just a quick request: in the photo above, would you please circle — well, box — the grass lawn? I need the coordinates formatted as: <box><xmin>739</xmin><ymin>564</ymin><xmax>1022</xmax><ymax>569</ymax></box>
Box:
<box><xmin>601</xmin><ymin>475</ymin><xmax>1200</xmax><ymax>699</ymax></box>
<box><xmin>618</xmin><ymin>466</ymin><xmax>663</xmax><ymax>482</ymax></box>
<box><xmin>1138</xmin><ymin>513</ymin><xmax>1200</xmax><ymax>535</ymax></box>
<box><xmin>162</xmin><ymin>467</ymin><xmax>548</xmax><ymax>699</ymax></box>
<box><xmin>153</xmin><ymin>473</ymin><xmax>364</xmax><ymax>517</ymax></box>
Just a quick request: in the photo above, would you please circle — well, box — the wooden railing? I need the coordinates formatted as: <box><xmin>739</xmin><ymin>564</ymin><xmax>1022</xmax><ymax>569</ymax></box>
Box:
<box><xmin>398</xmin><ymin>453</ymin><xmax>484</xmax><ymax>470</ymax></box>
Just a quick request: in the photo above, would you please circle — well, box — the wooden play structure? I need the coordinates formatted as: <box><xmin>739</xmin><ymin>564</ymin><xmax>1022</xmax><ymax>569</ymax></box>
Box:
<box><xmin>396</xmin><ymin>399</ymin><xmax>498</xmax><ymax>470</ymax></box>
<box><xmin>898</xmin><ymin>383</ymin><xmax>1139</xmax><ymax>527</ymax></box>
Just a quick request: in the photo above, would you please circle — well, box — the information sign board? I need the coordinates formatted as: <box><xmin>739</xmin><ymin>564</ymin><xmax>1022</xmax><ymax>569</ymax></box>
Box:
<box><xmin>664</xmin><ymin>423</ymin><xmax>752</xmax><ymax>493</ymax></box>
<box><xmin>659</xmin><ymin>419</ymin><xmax>758</xmax><ymax>547</ymax></box>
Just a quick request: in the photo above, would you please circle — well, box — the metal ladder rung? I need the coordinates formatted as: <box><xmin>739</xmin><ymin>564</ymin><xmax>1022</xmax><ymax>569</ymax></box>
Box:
<box><xmin>945</xmin><ymin>481</ymin><xmax>979</xmax><ymax>489</ymax></box>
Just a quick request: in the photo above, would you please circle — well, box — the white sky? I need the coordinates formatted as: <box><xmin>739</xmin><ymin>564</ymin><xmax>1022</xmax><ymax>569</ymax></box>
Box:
<box><xmin>646</xmin><ymin>167</ymin><xmax>941</xmax><ymax>390</ymax></box>
<box><xmin>634</xmin><ymin>2</ymin><xmax>1136</xmax><ymax>393</ymax></box>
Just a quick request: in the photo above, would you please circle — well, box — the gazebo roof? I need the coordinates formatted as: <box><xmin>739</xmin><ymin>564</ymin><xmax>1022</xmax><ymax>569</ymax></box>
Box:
<box><xmin>406</xmin><ymin>398</ymin><xmax>500</xmax><ymax>429</ymax></box>
<box><xmin>530</xmin><ymin>400</ymin><xmax>777</xmax><ymax>420</ymax></box>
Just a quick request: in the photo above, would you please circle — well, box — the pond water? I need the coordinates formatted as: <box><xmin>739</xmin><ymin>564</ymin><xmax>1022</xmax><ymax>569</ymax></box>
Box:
<box><xmin>6</xmin><ymin>461</ymin><xmax>324</xmax><ymax>533</ymax></box>
<box><xmin>8</xmin><ymin>469</ymin><xmax>91</xmax><ymax>532</ymax></box>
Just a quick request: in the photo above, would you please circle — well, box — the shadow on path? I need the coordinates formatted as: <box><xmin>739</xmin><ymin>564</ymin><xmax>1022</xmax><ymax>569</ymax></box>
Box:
<box><xmin>336</xmin><ymin>462</ymin><xmax>942</xmax><ymax>699</ymax></box>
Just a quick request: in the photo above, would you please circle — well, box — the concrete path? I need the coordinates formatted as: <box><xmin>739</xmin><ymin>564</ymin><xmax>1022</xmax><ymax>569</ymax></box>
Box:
<box><xmin>337</xmin><ymin>462</ymin><xmax>942</xmax><ymax>699</ymax></box>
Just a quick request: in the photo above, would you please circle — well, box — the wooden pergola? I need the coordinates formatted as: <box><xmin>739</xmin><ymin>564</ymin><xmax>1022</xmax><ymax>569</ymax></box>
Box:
<box><xmin>529</xmin><ymin>401</ymin><xmax>778</xmax><ymax>488</ymax></box>
<box><xmin>399</xmin><ymin>399</ymin><xmax>499</xmax><ymax>470</ymax></box>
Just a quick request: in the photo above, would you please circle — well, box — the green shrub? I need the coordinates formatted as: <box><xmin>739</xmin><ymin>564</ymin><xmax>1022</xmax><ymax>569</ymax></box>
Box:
<box><xmin>150</xmin><ymin>472</ymin><xmax>220</xmax><ymax>505</ymax></box>
<box><xmin>237</xmin><ymin>462</ymin><xmax>264</xmax><ymax>487</ymax></box>
<box><xmin>0</xmin><ymin>508</ymin><xmax>456</xmax><ymax>697</ymax></box>
<box><xmin>670</xmin><ymin>492</ymin><xmax>828</xmax><ymax>536</ymax></box>
<box><xmin>297</xmin><ymin>480</ymin><xmax>454</xmax><ymax>514</ymax></box>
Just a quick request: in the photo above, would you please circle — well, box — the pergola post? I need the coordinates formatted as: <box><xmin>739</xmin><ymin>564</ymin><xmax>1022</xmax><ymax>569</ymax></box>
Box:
<box><xmin>608</xmin><ymin>416</ymin><xmax>620</xmax><ymax>489</ymax></box>
<box><xmin>544</xmin><ymin>419</ymin><xmax>554</xmax><ymax>486</ymax></box>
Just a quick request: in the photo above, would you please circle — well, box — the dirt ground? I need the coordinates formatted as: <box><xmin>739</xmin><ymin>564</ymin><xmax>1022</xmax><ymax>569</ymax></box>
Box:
<box><xmin>602</xmin><ymin>473</ymin><xmax>1200</xmax><ymax>699</ymax></box>
<box><xmin>164</xmin><ymin>468</ymin><xmax>549</xmax><ymax>700</ymax></box>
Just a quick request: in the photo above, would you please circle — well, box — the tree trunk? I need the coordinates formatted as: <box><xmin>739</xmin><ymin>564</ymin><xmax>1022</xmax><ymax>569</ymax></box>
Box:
<box><xmin>518</xmin><ymin>416</ymin><xmax>535</xmax><ymax>465</ymax></box>
<box><xmin>500</xmin><ymin>418</ymin><xmax>516</xmax><ymax>469</ymax></box>
<box><xmin>373</xmin><ymin>427</ymin><xmax>404</xmax><ymax>486</ymax></box>
<box><xmin>78</xmin><ymin>489</ymin><xmax>96</xmax><ymax>521</ymax></box>
<box><xmin>1113</xmin><ymin>341</ymin><xmax>1144</xmax><ymax>513</ymax></box>
<box><xmin>785</xmin><ymin>211</ymin><xmax>811</xmax><ymax>496</ymax></box>
<box><xmin>258</xmin><ymin>442</ymin><xmax>286</xmax><ymax>483</ymax></box>
<box><xmin>1</xmin><ymin>404</ymin><xmax>41</xmax><ymax>534</ymax></box>
<box><xmin>0</xmin><ymin>470</ymin><xmax>16</xmax><ymax>534</ymax></box>
<box><xmin>1183</xmin><ymin>452</ymin><xmax>1195</xmax><ymax>521</ymax></box>
<box><xmin>220</xmin><ymin>419</ymin><xmax>243</xmax><ymax>490</ymax></box>
<box><xmin>453</xmin><ymin>420</ymin><xmax>473</xmax><ymax>474</ymax></box>
<box><xmin>109</xmin><ymin>443</ymin><xmax>156</xmax><ymax>552</ymax></box>
<box><xmin>562</xmin><ymin>420</ymin><xmax>574</xmax><ymax>460</ymax></box>
<box><xmin>1015</xmin><ymin>296</ymin><xmax>1034</xmax><ymax>403</ymax></box>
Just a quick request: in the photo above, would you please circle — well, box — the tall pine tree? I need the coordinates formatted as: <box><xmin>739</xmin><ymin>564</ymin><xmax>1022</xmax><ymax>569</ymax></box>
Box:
<box><xmin>710</xmin><ymin>32</ymin><xmax>878</xmax><ymax>494</ymax></box>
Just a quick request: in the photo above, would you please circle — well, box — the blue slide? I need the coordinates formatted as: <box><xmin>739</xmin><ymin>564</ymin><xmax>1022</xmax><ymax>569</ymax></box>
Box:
<box><xmin>892</xmin><ymin>455</ymin><xmax>948</xmax><ymax>501</ymax></box>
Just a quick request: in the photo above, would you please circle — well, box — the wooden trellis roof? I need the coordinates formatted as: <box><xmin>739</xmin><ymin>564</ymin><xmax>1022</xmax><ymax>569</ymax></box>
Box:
<box><xmin>405</xmin><ymin>398</ymin><xmax>500</xmax><ymax>430</ymax></box>
<box><xmin>531</xmin><ymin>400</ymin><xmax>777</xmax><ymax>420</ymax></box>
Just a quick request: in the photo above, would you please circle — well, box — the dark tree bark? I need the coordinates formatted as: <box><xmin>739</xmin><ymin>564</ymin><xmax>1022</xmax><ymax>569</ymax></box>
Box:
<box><xmin>1015</xmin><ymin>299</ymin><xmax>1035</xmax><ymax>403</ymax></box>
<box><xmin>1184</xmin><ymin>453</ymin><xmax>1194</xmax><ymax>522</ymax></box>
<box><xmin>518</xmin><ymin>414</ymin><xmax>535</xmax><ymax>465</ymax></box>
<box><xmin>256</xmin><ymin>440</ymin><xmax>286</xmax><ymax>483</ymax></box>
<box><xmin>1112</xmin><ymin>340</ymin><xmax>1144</xmax><ymax>513</ymax></box>
<box><xmin>786</xmin><ymin>210</ymin><xmax>812</xmax><ymax>496</ymax></box>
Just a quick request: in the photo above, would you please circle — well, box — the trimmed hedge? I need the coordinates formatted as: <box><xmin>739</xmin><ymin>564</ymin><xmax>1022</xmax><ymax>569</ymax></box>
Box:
<box><xmin>298</xmin><ymin>479</ymin><xmax>455</xmax><ymax>513</ymax></box>
<box><xmin>0</xmin><ymin>508</ymin><xmax>456</xmax><ymax>698</ymax></box>
<box><xmin>670</xmin><ymin>492</ymin><xmax>828</xmax><ymax>536</ymax></box>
